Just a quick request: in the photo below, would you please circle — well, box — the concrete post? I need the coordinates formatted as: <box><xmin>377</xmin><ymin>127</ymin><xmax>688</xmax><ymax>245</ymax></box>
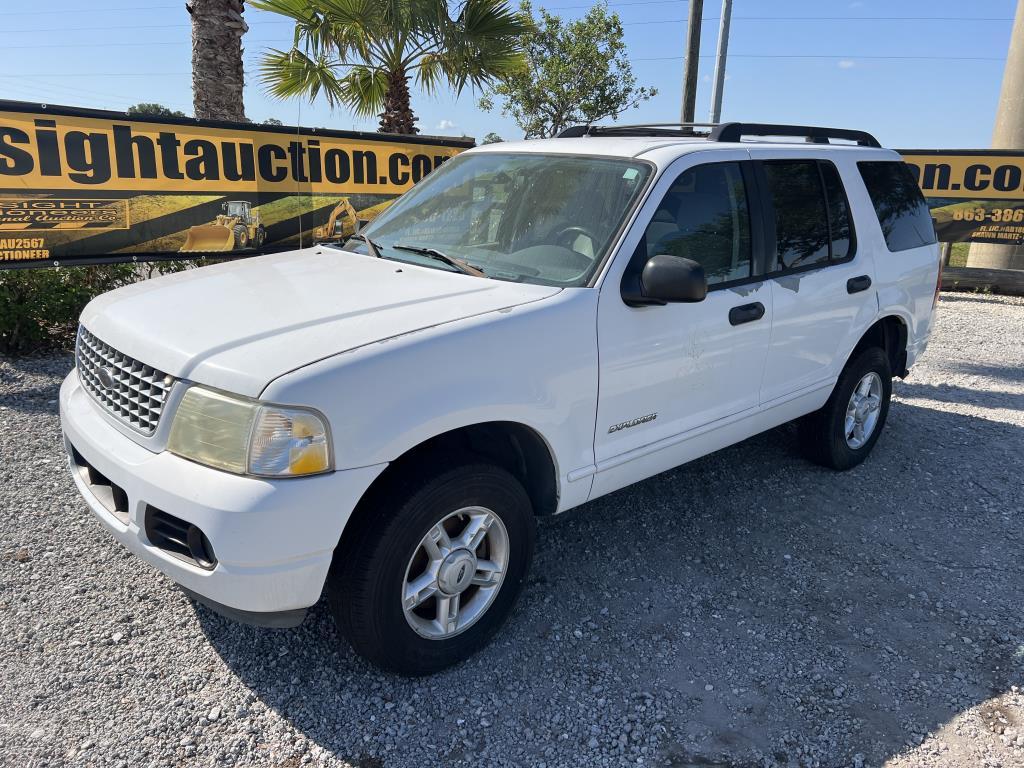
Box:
<box><xmin>967</xmin><ymin>0</ymin><xmax>1024</xmax><ymax>270</ymax></box>
<box><xmin>709</xmin><ymin>0</ymin><xmax>733</xmax><ymax>123</ymax></box>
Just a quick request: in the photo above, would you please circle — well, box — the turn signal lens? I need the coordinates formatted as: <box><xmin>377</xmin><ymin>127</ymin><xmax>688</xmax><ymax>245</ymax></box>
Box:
<box><xmin>248</xmin><ymin>407</ymin><xmax>331</xmax><ymax>477</ymax></box>
<box><xmin>167</xmin><ymin>386</ymin><xmax>332</xmax><ymax>477</ymax></box>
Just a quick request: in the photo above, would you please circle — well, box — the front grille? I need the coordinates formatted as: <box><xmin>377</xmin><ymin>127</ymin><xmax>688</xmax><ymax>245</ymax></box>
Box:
<box><xmin>76</xmin><ymin>325</ymin><xmax>173</xmax><ymax>436</ymax></box>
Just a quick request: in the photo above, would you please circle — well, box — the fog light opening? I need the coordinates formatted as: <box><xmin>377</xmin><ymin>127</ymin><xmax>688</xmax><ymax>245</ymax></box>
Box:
<box><xmin>187</xmin><ymin>525</ymin><xmax>217</xmax><ymax>570</ymax></box>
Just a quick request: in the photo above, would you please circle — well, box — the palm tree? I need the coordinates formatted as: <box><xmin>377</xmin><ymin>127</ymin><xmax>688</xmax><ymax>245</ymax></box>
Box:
<box><xmin>251</xmin><ymin>0</ymin><xmax>530</xmax><ymax>134</ymax></box>
<box><xmin>188</xmin><ymin>0</ymin><xmax>248</xmax><ymax>121</ymax></box>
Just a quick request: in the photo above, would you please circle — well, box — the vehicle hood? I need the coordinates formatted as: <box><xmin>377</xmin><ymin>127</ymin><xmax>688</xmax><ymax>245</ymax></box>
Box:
<box><xmin>80</xmin><ymin>247</ymin><xmax>561</xmax><ymax>396</ymax></box>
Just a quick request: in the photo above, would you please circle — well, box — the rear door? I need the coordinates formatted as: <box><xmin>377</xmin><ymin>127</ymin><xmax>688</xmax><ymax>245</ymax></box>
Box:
<box><xmin>747</xmin><ymin>151</ymin><xmax>879</xmax><ymax>406</ymax></box>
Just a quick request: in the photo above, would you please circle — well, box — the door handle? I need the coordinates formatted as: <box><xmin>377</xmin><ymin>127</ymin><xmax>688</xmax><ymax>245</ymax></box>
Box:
<box><xmin>847</xmin><ymin>275</ymin><xmax>872</xmax><ymax>294</ymax></box>
<box><xmin>728</xmin><ymin>301</ymin><xmax>765</xmax><ymax>326</ymax></box>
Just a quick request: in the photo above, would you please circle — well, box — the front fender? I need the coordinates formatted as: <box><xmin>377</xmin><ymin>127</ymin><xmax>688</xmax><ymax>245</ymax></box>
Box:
<box><xmin>261</xmin><ymin>289</ymin><xmax>600</xmax><ymax>513</ymax></box>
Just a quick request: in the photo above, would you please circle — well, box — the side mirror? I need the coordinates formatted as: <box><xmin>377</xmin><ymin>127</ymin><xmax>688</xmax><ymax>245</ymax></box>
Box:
<box><xmin>622</xmin><ymin>254</ymin><xmax>707</xmax><ymax>306</ymax></box>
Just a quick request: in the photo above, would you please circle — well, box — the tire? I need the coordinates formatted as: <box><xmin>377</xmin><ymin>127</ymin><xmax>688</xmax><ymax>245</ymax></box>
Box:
<box><xmin>798</xmin><ymin>347</ymin><xmax>892</xmax><ymax>471</ymax></box>
<box><xmin>255</xmin><ymin>225</ymin><xmax>266</xmax><ymax>247</ymax></box>
<box><xmin>233</xmin><ymin>225</ymin><xmax>249</xmax><ymax>249</ymax></box>
<box><xmin>329</xmin><ymin>462</ymin><xmax>536</xmax><ymax>675</ymax></box>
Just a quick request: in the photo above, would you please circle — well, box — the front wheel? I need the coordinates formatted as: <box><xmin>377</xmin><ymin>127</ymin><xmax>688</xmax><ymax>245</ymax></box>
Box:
<box><xmin>232</xmin><ymin>224</ymin><xmax>250</xmax><ymax>249</ymax></box>
<box><xmin>798</xmin><ymin>347</ymin><xmax>892</xmax><ymax>470</ymax></box>
<box><xmin>329</xmin><ymin>462</ymin><xmax>535</xmax><ymax>675</ymax></box>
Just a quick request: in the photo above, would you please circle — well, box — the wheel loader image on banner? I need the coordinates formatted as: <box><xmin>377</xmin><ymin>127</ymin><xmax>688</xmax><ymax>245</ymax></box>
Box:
<box><xmin>313</xmin><ymin>198</ymin><xmax>395</xmax><ymax>242</ymax></box>
<box><xmin>180</xmin><ymin>201</ymin><xmax>267</xmax><ymax>253</ymax></box>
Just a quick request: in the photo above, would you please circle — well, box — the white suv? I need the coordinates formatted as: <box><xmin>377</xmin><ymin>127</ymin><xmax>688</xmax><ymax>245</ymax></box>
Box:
<box><xmin>60</xmin><ymin>123</ymin><xmax>940</xmax><ymax>674</ymax></box>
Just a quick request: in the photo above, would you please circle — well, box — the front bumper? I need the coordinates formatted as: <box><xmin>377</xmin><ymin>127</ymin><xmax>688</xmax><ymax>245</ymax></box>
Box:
<box><xmin>59</xmin><ymin>371</ymin><xmax>386</xmax><ymax>622</ymax></box>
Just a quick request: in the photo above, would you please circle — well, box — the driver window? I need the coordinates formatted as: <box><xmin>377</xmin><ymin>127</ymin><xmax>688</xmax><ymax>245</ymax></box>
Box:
<box><xmin>644</xmin><ymin>162</ymin><xmax>752</xmax><ymax>285</ymax></box>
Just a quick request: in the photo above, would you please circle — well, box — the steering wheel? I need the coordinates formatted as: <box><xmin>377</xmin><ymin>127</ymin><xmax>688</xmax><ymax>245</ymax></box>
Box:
<box><xmin>553</xmin><ymin>226</ymin><xmax>599</xmax><ymax>255</ymax></box>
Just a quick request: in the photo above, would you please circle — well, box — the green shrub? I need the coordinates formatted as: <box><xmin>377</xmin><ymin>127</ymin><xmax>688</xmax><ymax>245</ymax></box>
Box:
<box><xmin>1</xmin><ymin>259</ymin><xmax>228</xmax><ymax>355</ymax></box>
<box><xmin>1</xmin><ymin>264</ymin><xmax>144</xmax><ymax>355</ymax></box>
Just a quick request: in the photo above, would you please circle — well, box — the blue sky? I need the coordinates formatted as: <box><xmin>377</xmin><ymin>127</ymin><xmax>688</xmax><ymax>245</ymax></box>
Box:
<box><xmin>0</xmin><ymin>0</ymin><xmax>1016</xmax><ymax>148</ymax></box>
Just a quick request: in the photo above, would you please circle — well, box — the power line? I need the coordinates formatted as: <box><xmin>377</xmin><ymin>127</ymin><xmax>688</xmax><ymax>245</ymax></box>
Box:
<box><xmin>2</xmin><ymin>20</ymin><xmax>291</xmax><ymax>33</ymax></box>
<box><xmin>634</xmin><ymin>53</ymin><xmax>1006</xmax><ymax>61</ymax></box>
<box><xmin>528</xmin><ymin>0</ymin><xmax>688</xmax><ymax>7</ymax></box>
<box><xmin>3</xmin><ymin>73</ymin><xmax>195</xmax><ymax>77</ymax></box>
<box><xmin>0</xmin><ymin>74</ymin><xmax>193</xmax><ymax>114</ymax></box>
<box><xmin>0</xmin><ymin>4</ymin><xmax>179</xmax><ymax>14</ymax></box>
<box><xmin>624</xmin><ymin>16</ymin><xmax>1013</xmax><ymax>24</ymax></box>
<box><xmin>3</xmin><ymin>13</ymin><xmax>1013</xmax><ymax>34</ymax></box>
<box><xmin>0</xmin><ymin>38</ymin><xmax>283</xmax><ymax>51</ymax></box>
<box><xmin>2</xmin><ymin>50</ymin><xmax>1005</xmax><ymax>78</ymax></box>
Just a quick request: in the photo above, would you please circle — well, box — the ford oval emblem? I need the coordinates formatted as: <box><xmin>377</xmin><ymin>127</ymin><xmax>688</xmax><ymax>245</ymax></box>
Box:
<box><xmin>96</xmin><ymin>367</ymin><xmax>116</xmax><ymax>390</ymax></box>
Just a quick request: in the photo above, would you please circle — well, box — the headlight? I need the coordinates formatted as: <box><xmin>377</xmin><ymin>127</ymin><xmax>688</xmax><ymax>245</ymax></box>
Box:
<box><xmin>167</xmin><ymin>386</ymin><xmax>332</xmax><ymax>477</ymax></box>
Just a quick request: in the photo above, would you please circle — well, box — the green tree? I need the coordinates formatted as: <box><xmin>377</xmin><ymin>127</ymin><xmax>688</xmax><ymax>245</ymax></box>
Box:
<box><xmin>251</xmin><ymin>0</ymin><xmax>531</xmax><ymax>135</ymax></box>
<box><xmin>479</xmin><ymin>1</ymin><xmax>655</xmax><ymax>138</ymax></box>
<box><xmin>482</xmin><ymin>131</ymin><xmax>504</xmax><ymax>144</ymax></box>
<box><xmin>127</xmin><ymin>103</ymin><xmax>188</xmax><ymax>118</ymax></box>
<box><xmin>263</xmin><ymin>117</ymin><xmax>284</xmax><ymax>125</ymax></box>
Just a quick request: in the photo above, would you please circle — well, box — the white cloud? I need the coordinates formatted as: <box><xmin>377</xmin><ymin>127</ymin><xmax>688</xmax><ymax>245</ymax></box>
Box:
<box><xmin>436</xmin><ymin>119</ymin><xmax>457</xmax><ymax>130</ymax></box>
<box><xmin>838</xmin><ymin>59</ymin><xmax>856</xmax><ymax>69</ymax></box>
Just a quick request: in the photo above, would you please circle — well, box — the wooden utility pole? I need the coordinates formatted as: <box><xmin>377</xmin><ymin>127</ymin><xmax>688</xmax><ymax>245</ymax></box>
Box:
<box><xmin>680</xmin><ymin>0</ymin><xmax>704</xmax><ymax>123</ymax></box>
<box><xmin>967</xmin><ymin>0</ymin><xmax>1024</xmax><ymax>270</ymax></box>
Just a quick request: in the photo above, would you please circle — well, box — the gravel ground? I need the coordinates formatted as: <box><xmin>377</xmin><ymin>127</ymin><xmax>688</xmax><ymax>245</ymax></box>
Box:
<box><xmin>1</xmin><ymin>292</ymin><xmax>1023</xmax><ymax>768</ymax></box>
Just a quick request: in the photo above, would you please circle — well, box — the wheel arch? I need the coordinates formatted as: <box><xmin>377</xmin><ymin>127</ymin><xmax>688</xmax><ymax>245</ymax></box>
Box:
<box><xmin>851</xmin><ymin>314</ymin><xmax>909</xmax><ymax>377</ymax></box>
<box><xmin>333</xmin><ymin>420</ymin><xmax>559</xmax><ymax>562</ymax></box>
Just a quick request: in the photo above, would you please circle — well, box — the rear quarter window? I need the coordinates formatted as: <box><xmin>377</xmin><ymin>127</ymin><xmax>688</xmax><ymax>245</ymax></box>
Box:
<box><xmin>857</xmin><ymin>161</ymin><xmax>937</xmax><ymax>252</ymax></box>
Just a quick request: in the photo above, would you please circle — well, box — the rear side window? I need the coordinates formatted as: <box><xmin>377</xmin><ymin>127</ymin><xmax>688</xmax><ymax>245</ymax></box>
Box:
<box><xmin>762</xmin><ymin>159</ymin><xmax>854</xmax><ymax>270</ymax></box>
<box><xmin>858</xmin><ymin>161</ymin><xmax>937</xmax><ymax>251</ymax></box>
<box><xmin>821</xmin><ymin>162</ymin><xmax>853</xmax><ymax>260</ymax></box>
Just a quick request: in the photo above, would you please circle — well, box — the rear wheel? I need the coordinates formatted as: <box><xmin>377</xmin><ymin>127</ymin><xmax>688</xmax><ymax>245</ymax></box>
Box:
<box><xmin>798</xmin><ymin>347</ymin><xmax>892</xmax><ymax>470</ymax></box>
<box><xmin>329</xmin><ymin>462</ymin><xmax>535</xmax><ymax>675</ymax></box>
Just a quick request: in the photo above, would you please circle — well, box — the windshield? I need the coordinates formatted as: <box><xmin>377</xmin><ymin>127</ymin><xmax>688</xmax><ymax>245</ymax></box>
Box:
<box><xmin>334</xmin><ymin>152</ymin><xmax>653</xmax><ymax>286</ymax></box>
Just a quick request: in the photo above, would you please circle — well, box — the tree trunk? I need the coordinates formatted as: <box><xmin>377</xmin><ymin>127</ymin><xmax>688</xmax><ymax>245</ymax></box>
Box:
<box><xmin>378</xmin><ymin>69</ymin><xmax>419</xmax><ymax>135</ymax></box>
<box><xmin>189</xmin><ymin>0</ymin><xmax>247</xmax><ymax>122</ymax></box>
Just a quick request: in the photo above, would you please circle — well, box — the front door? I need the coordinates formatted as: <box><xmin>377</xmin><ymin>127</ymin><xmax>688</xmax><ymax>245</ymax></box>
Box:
<box><xmin>591</xmin><ymin>151</ymin><xmax>773</xmax><ymax>498</ymax></box>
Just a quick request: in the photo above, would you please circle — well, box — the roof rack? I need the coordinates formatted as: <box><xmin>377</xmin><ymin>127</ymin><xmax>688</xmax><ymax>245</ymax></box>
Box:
<box><xmin>557</xmin><ymin>121</ymin><xmax>881</xmax><ymax>147</ymax></box>
<box><xmin>710</xmin><ymin>122</ymin><xmax>881</xmax><ymax>147</ymax></box>
<box><xmin>557</xmin><ymin>123</ymin><xmax>716</xmax><ymax>138</ymax></box>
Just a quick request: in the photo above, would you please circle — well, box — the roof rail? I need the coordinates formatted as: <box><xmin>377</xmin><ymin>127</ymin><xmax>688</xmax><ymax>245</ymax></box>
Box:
<box><xmin>709</xmin><ymin>122</ymin><xmax>881</xmax><ymax>148</ymax></box>
<box><xmin>557</xmin><ymin>123</ymin><xmax>716</xmax><ymax>138</ymax></box>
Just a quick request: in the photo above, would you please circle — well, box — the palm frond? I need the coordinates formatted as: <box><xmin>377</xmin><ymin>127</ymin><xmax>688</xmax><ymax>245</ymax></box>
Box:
<box><xmin>335</xmin><ymin>66</ymin><xmax>391</xmax><ymax>117</ymax></box>
<box><xmin>439</xmin><ymin>0</ymin><xmax>531</xmax><ymax>93</ymax></box>
<box><xmin>414</xmin><ymin>51</ymin><xmax>445</xmax><ymax>94</ymax></box>
<box><xmin>258</xmin><ymin>48</ymin><xmax>347</xmax><ymax>108</ymax></box>
<box><xmin>255</xmin><ymin>0</ymin><xmax>530</xmax><ymax>123</ymax></box>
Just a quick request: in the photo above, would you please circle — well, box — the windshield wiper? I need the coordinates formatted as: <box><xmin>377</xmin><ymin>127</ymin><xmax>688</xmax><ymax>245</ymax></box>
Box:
<box><xmin>352</xmin><ymin>233</ymin><xmax>384</xmax><ymax>259</ymax></box>
<box><xmin>392</xmin><ymin>244</ymin><xmax>486</xmax><ymax>277</ymax></box>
